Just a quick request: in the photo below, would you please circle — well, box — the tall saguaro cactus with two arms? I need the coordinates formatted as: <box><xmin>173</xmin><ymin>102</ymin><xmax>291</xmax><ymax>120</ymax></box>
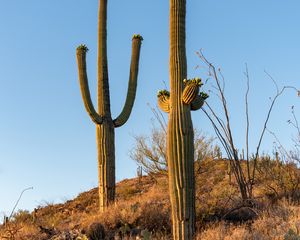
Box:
<box><xmin>157</xmin><ymin>0</ymin><xmax>208</xmax><ymax>239</ymax></box>
<box><xmin>76</xmin><ymin>0</ymin><xmax>143</xmax><ymax>212</ymax></box>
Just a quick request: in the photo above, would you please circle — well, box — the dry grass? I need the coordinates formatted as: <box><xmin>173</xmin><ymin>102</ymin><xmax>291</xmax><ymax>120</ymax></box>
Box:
<box><xmin>197</xmin><ymin>201</ymin><xmax>300</xmax><ymax>240</ymax></box>
<box><xmin>1</xmin><ymin>158</ymin><xmax>300</xmax><ymax>239</ymax></box>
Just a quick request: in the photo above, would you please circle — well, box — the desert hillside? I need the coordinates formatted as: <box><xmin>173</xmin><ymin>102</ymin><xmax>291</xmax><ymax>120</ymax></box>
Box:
<box><xmin>1</xmin><ymin>158</ymin><xmax>300</xmax><ymax>240</ymax></box>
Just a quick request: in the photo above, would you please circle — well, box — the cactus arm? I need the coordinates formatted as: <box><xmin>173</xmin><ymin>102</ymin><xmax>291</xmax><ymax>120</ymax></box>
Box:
<box><xmin>76</xmin><ymin>46</ymin><xmax>103</xmax><ymax>125</ymax></box>
<box><xmin>190</xmin><ymin>95</ymin><xmax>204</xmax><ymax>111</ymax></box>
<box><xmin>182</xmin><ymin>84</ymin><xmax>199</xmax><ymax>104</ymax></box>
<box><xmin>98</xmin><ymin>0</ymin><xmax>111</xmax><ymax>116</ymax></box>
<box><xmin>113</xmin><ymin>35</ymin><xmax>143</xmax><ymax>128</ymax></box>
<box><xmin>191</xmin><ymin>92</ymin><xmax>209</xmax><ymax>111</ymax></box>
<box><xmin>182</xmin><ymin>78</ymin><xmax>202</xmax><ymax>104</ymax></box>
<box><xmin>157</xmin><ymin>89</ymin><xmax>170</xmax><ymax>113</ymax></box>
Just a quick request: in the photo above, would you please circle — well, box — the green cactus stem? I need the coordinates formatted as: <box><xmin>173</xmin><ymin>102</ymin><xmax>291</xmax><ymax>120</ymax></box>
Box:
<box><xmin>157</xmin><ymin>89</ymin><xmax>170</xmax><ymax>97</ymax></box>
<box><xmin>76</xmin><ymin>0</ymin><xmax>142</xmax><ymax>212</ymax></box>
<box><xmin>183</xmin><ymin>78</ymin><xmax>203</xmax><ymax>86</ymax></box>
<box><xmin>199</xmin><ymin>91</ymin><xmax>209</xmax><ymax>100</ymax></box>
<box><xmin>157</xmin><ymin>90</ymin><xmax>170</xmax><ymax>113</ymax></box>
<box><xmin>182</xmin><ymin>85</ymin><xmax>198</xmax><ymax>105</ymax></box>
<box><xmin>132</xmin><ymin>34</ymin><xmax>144</xmax><ymax>41</ymax></box>
<box><xmin>113</xmin><ymin>37</ymin><xmax>143</xmax><ymax>127</ymax></box>
<box><xmin>165</xmin><ymin>1</ymin><xmax>207</xmax><ymax>239</ymax></box>
<box><xmin>190</xmin><ymin>92</ymin><xmax>208</xmax><ymax>111</ymax></box>
<box><xmin>182</xmin><ymin>78</ymin><xmax>204</xmax><ymax>104</ymax></box>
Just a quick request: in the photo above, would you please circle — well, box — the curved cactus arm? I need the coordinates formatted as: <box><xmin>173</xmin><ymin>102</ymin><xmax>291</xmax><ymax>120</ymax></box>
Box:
<box><xmin>76</xmin><ymin>45</ymin><xmax>103</xmax><ymax>125</ymax></box>
<box><xmin>157</xmin><ymin>89</ymin><xmax>170</xmax><ymax>113</ymax></box>
<box><xmin>191</xmin><ymin>92</ymin><xmax>209</xmax><ymax>111</ymax></box>
<box><xmin>113</xmin><ymin>35</ymin><xmax>143</xmax><ymax>128</ymax></box>
<box><xmin>182</xmin><ymin>84</ymin><xmax>199</xmax><ymax>104</ymax></box>
<box><xmin>182</xmin><ymin>78</ymin><xmax>202</xmax><ymax>104</ymax></box>
<box><xmin>190</xmin><ymin>95</ymin><xmax>204</xmax><ymax>111</ymax></box>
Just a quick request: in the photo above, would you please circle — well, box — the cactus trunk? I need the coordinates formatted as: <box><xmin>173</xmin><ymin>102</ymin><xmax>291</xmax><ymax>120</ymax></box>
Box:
<box><xmin>96</xmin><ymin>0</ymin><xmax>115</xmax><ymax>210</ymax></box>
<box><xmin>167</xmin><ymin>0</ymin><xmax>195</xmax><ymax>239</ymax></box>
<box><xmin>96</xmin><ymin>121</ymin><xmax>115</xmax><ymax>211</ymax></box>
<box><xmin>76</xmin><ymin>0</ymin><xmax>142</xmax><ymax>212</ymax></box>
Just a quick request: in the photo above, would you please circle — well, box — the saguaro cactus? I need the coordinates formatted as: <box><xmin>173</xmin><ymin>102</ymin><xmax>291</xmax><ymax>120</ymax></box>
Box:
<box><xmin>76</xmin><ymin>0</ymin><xmax>143</xmax><ymax>212</ymax></box>
<box><xmin>157</xmin><ymin>1</ymin><xmax>208</xmax><ymax>239</ymax></box>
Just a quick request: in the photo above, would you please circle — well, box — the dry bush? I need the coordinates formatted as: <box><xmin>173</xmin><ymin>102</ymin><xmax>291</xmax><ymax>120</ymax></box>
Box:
<box><xmin>130</xmin><ymin>108</ymin><xmax>220</xmax><ymax>177</ymax></box>
<box><xmin>81</xmin><ymin>181</ymin><xmax>170</xmax><ymax>238</ymax></box>
<box><xmin>257</xmin><ymin>155</ymin><xmax>300</xmax><ymax>204</ymax></box>
<box><xmin>68</xmin><ymin>176</ymin><xmax>171</xmax><ymax>239</ymax></box>
<box><xmin>196</xmin><ymin>158</ymin><xmax>238</xmax><ymax>223</ymax></box>
<box><xmin>196</xmin><ymin>200</ymin><xmax>300</xmax><ymax>240</ymax></box>
<box><xmin>11</xmin><ymin>210</ymin><xmax>32</xmax><ymax>224</ymax></box>
<box><xmin>0</xmin><ymin>221</ymin><xmax>42</xmax><ymax>240</ymax></box>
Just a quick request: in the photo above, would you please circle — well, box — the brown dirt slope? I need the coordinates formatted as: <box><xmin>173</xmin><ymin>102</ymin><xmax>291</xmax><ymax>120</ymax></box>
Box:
<box><xmin>1</xmin><ymin>158</ymin><xmax>300</xmax><ymax>239</ymax></box>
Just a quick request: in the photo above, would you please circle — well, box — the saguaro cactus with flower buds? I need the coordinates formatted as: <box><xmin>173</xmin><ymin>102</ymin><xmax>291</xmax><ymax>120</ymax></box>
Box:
<box><xmin>76</xmin><ymin>0</ymin><xmax>143</xmax><ymax>212</ymax></box>
<box><xmin>157</xmin><ymin>1</ymin><xmax>208</xmax><ymax>239</ymax></box>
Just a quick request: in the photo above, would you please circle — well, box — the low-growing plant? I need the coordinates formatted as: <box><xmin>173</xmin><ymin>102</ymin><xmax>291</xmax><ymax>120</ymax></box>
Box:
<box><xmin>284</xmin><ymin>229</ymin><xmax>300</xmax><ymax>240</ymax></box>
<box><xmin>86</xmin><ymin>222</ymin><xmax>106</xmax><ymax>240</ymax></box>
<box><xmin>12</xmin><ymin>210</ymin><xmax>32</xmax><ymax>224</ymax></box>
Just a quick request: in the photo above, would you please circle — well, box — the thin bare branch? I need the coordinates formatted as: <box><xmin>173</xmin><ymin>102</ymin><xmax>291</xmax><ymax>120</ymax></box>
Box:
<box><xmin>244</xmin><ymin>64</ymin><xmax>251</xmax><ymax>182</ymax></box>
<box><xmin>252</xmin><ymin>84</ymin><xmax>299</xmax><ymax>183</ymax></box>
<box><xmin>9</xmin><ymin>187</ymin><xmax>33</xmax><ymax>221</ymax></box>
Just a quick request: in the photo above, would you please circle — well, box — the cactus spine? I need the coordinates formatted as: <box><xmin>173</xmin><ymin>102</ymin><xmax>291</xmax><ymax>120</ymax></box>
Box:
<box><xmin>76</xmin><ymin>0</ymin><xmax>143</xmax><ymax>212</ymax></box>
<box><xmin>157</xmin><ymin>1</ymin><xmax>208</xmax><ymax>238</ymax></box>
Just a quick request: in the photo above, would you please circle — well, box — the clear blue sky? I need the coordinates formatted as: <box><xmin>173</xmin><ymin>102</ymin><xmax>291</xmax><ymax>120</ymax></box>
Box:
<box><xmin>0</xmin><ymin>0</ymin><xmax>299</xmax><ymax>217</ymax></box>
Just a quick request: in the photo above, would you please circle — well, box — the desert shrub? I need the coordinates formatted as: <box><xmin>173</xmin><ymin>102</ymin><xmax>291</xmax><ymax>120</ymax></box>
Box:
<box><xmin>257</xmin><ymin>155</ymin><xmax>300</xmax><ymax>203</ymax></box>
<box><xmin>195</xmin><ymin>158</ymin><xmax>238</xmax><ymax>223</ymax></box>
<box><xmin>97</xmin><ymin>198</ymin><xmax>170</xmax><ymax>233</ymax></box>
<box><xmin>196</xmin><ymin>201</ymin><xmax>300</xmax><ymax>240</ymax></box>
<box><xmin>136</xmin><ymin>200</ymin><xmax>171</xmax><ymax>233</ymax></box>
<box><xmin>0</xmin><ymin>223</ymin><xmax>22</xmax><ymax>240</ymax></box>
<box><xmin>77</xmin><ymin>179</ymin><xmax>171</xmax><ymax>238</ymax></box>
<box><xmin>284</xmin><ymin>229</ymin><xmax>300</xmax><ymax>240</ymax></box>
<box><xmin>117</xmin><ymin>184</ymin><xmax>141</xmax><ymax>200</ymax></box>
<box><xmin>130</xmin><ymin>114</ymin><xmax>220</xmax><ymax>176</ymax></box>
<box><xmin>12</xmin><ymin>210</ymin><xmax>32</xmax><ymax>224</ymax></box>
<box><xmin>86</xmin><ymin>222</ymin><xmax>106</xmax><ymax>240</ymax></box>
